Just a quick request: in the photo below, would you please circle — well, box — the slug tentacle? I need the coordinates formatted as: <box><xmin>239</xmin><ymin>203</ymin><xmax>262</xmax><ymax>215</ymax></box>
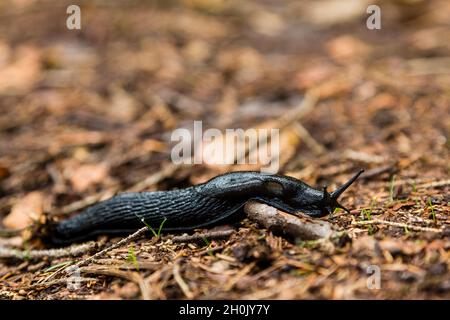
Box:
<box><xmin>330</xmin><ymin>169</ymin><xmax>365</xmax><ymax>199</ymax></box>
<box><xmin>50</xmin><ymin>170</ymin><xmax>364</xmax><ymax>244</ymax></box>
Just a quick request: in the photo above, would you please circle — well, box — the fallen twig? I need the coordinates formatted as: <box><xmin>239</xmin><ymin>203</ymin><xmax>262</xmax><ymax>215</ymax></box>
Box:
<box><xmin>198</xmin><ymin>245</ymin><xmax>224</xmax><ymax>256</ymax></box>
<box><xmin>67</xmin><ymin>226</ymin><xmax>149</xmax><ymax>272</ymax></box>
<box><xmin>275</xmin><ymin>90</ymin><xmax>319</xmax><ymax>129</ymax></box>
<box><xmin>244</xmin><ymin>201</ymin><xmax>336</xmax><ymax>240</ymax></box>
<box><xmin>170</xmin><ymin>229</ymin><xmax>234</xmax><ymax>243</ymax></box>
<box><xmin>145</xmin><ymin>265</ymin><xmax>172</xmax><ymax>300</ymax></box>
<box><xmin>361</xmin><ymin>165</ymin><xmax>397</xmax><ymax>180</ymax></box>
<box><xmin>23</xmin><ymin>277</ymin><xmax>98</xmax><ymax>290</ymax></box>
<box><xmin>92</xmin><ymin>258</ymin><xmax>162</xmax><ymax>271</ymax></box>
<box><xmin>0</xmin><ymin>241</ymin><xmax>101</xmax><ymax>260</ymax></box>
<box><xmin>236</xmin><ymin>90</ymin><xmax>318</xmax><ymax>167</ymax></box>
<box><xmin>224</xmin><ymin>262</ymin><xmax>256</xmax><ymax>291</ymax></box>
<box><xmin>80</xmin><ymin>266</ymin><xmax>151</xmax><ymax>300</ymax></box>
<box><xmin>343</xmin><ymin>150</ymin><xmax>385</xmax><ymax>164</ymax></box>
<box><xmin>351</xmin><ymin>219</ymin><xmax>443</xmax><ymax>233</ymax></box>
<box><xmin>293</xmin><ymin>122</ymin><xmax>325</xmax><ymax>155</ymax></box>
<box><xmin>416</xmin><ymin>179</ymin><xmax>450</xmax><ymax>190</ymax></box>
<box><xmin>173</xmin><ymin>260</ymin><xmax>194</xmax><ymax>299</ymax></box>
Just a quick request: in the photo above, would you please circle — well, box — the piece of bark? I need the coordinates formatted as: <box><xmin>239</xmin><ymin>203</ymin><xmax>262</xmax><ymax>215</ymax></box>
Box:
<box><xmin>244</xmin><ymin>201</ymin><xmax>336</xmax><ymax>240</ymax></box>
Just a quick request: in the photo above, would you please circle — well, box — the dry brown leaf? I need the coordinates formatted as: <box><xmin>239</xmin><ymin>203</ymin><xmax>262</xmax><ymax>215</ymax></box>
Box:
<box><xmin>0</xmin><ymin>164</ymin><xmax>10</xmax><ymax>181</ymax></box>
<box><xmin>106</xmin><ymin>86</ymin><xmax>141</xmax><ymax>122</ymax></box>
<box><xmin>295</xmin><ymin>62</ymin><xmax>336</xmax><ymax>90</ymax></box>
<box><xmin>249</xmin><ymin>10</ymin><xmax>285</xmax><ymax>36</ymax></box>
<box><xmin>0</xmin><ymin>45</ymin><xmax>41</xmax><ymax>94</ymax></box>
<box><xmin>3</xmin><ymin>191</ymin><xmax>44</xmax><ymax>229</ymax></box>
<box><xmin>378</xmin><ymin>239</ymin><xmax>423</xmax><ymax>256</ymax></box>
<box><xmin>304</xmin><ymin>0</ymin><xmax>369</xmax><ymax>26</ymax></box>
<box><xmin>326</xmin><ymin>35</ymin><xmax>372</xmax><ymax>61</ymax></box>
<box><xmin>68</xmin><ymin>163</ymin><xmax>109</xmax><ymax>193</ymax></box>
<box><xmin>392</xmin><ymin>201</ymin><xmax>416</xmax><ymax>211</ymax></box>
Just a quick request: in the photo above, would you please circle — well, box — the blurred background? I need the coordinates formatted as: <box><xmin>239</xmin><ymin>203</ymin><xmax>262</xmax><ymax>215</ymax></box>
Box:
<box><xmin>1</xmin><ymin>0</ymin><xmax>449</xmax><ymax>222</ymax></box>
<box><xmin>0</xmin><ymin>0</ymin><xmax>449</xmax><ymax>299</ymax></box>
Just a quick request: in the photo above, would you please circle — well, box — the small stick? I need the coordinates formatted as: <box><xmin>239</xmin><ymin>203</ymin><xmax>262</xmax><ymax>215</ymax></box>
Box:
<box><xmin>235</xmin><ymin>90</ymin><xmax>318</xmax><ymax>166</ymax></box>
<box><xmin>0</xmin><ymin>241</ymin><xmax>101</xmax><ymax>260</ymax></box>
<box><xmin>23</xmin><ymin>277</ymin><xmax>98</xmax><ymax>290</ymax></box>
<box><xmin>292</xmin><ymin>122</ymin><xmax>325</xmax><ymax>155</ymax></box>
<box><xmin>67</xmin><ymin>226</ymin><xmax>148</xmax><ymax>272</ymax></box>
<box><xmin>275</xmin><ymin>90</ymin><xmax>319</xmax><ymax>129</ymax></box>
<box><xmin>244</xmin><ymin>201</ymin><xmax>336</xmax><ymax>240</ymax></box>
<box><xmin>416</xmin><ymin>179</ymin><xmax>450</xmax><ymax>190</ymax></box>
<box><xmin>173</xmin><ymin>261</ymin><xmax>194</xmax><ymax>299</ymax></box>
<box><xmin>360</xmin><ymin>165</ymin><xmax>397</xmax><ymax>180</ymax></box>
<box><xmin>352</xmin><ymin>219</ymin><xmax>443</xmax><ymax>233</ymax></box>
<box><xmin>224</xmin><ymin>262</ymin><xmax>256</xmax><ymax>291</ymax></box>
<box><xmin>343</xmin><ymin>150</ymin><xmax>385</xmax><ymax>164</ymax></box>
<box><xmin>80</xmin><ymin>266</ymin><xmax>151</xmax><ymax>300</ymax></box>
<box><xmin>170</xmin><ymin>229</ymin><xmax>234</xmax><ymax>243</ymax></box>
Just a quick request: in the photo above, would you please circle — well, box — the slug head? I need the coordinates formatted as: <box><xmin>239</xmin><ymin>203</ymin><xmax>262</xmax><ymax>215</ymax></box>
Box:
<box><xmin>290</xmin><ymin>169</ymin><xmax>364</xmax><ymax>217</ymax></box>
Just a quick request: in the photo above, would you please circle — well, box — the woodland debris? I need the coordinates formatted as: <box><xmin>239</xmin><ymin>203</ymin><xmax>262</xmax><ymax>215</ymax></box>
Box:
<box><xmin>66</xmin><ymin>226</ymin><xmax>149</xmax><ymax>273</ymax></box>
<box><xmin>244</xmin><ymin>201</ymin><xmax>337</xmax><ymax>241</ymax></box>
<box><xmin>173</xmin><ymin>260</ymin><xmax>194</xmax><ymax>299</ymax></box>
<box><xmin>0</xmin><ymin>241</ymin><xmax>101</xmax><ymax>260</ymax></box>
<box><xmin>170</xmin><ymin>229</ymin><xmax>234</xmax><ymax>243</ymax></box>
<box><xmin>80</xmin><ymin>266</ymin><xmax>151</xmax><ymax>300</ymax></box>
<box><xmin>361</xmin><ymin>165</ymin><xmax>397</xmax><ymax>180</ymax></box>
<box><xmin>292</xmin><ymin>122</ymin><xmax>325</xmax><ymax>155</ymax></box>
<box><xmin>416</xmin><ymin>179</ymin><xmax>450</xmax><ymax>190</ymax></box>
<box><xmin>0</xmin><ymin>0</ymin><xmax>449</xmax><ymax>301</ymax></box>
<box><xmin>351</xmin><ymin>219</ymin><xmax>443</xmax><ymax>233</ymax></box>
<box><xmin>3</xmin><ymin>191</ymin><xmax>44</xmax><ymax>230</ymax></box>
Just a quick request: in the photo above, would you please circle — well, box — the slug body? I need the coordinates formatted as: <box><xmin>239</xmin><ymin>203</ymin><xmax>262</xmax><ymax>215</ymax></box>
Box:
<box><xmin>52</xmin><ymin>170</ymin><xmax>363</xmax><ymax>244</ymax></box>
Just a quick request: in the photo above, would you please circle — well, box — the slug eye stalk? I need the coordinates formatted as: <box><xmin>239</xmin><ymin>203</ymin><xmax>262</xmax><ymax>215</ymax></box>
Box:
<box><xmin>328</xmin><ymin>169</ymin><xmax>365</xmax><ymax>213</ymax></box>
<box><xmin>331</xmin><ymin>169</ymin><xmax>365</xmax><ymax>199</ymax></box>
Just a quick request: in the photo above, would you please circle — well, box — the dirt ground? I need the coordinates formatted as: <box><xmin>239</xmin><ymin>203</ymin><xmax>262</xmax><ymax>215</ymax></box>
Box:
<box><xmin>0</xmin><ymin>0</ymin><xmax>449</xmax><ymax>300</ymax></box>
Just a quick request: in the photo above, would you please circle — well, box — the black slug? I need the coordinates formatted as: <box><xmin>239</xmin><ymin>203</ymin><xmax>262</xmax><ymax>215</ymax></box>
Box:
<box><xmin>51</xmin><ymin>169</ymin><xmax>364</xmax><ymax>244</ymax></box>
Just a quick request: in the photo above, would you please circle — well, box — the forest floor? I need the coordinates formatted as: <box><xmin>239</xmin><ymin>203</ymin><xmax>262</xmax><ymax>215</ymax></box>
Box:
<box><xmin>0</xmin><ymin>0</ymin><xmax>449</xmax><ymax>299</ymax></box>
